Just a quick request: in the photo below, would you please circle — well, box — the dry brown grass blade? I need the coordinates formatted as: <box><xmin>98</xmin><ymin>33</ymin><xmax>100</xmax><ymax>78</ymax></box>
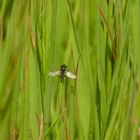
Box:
<box><xmin>97</xmin><ymin>6</ymin><xmax>115</xmax><ymax>61</ymax></box>
<box><xmin>26</xmin><ymin>16</ymin><xmax>36</xmax><ymax>50</ymax></box>
<box><xmin>38</xmin><ymin>113</ymin><xmax>44</xmax><ymax>140</ymax></box>
<box><xmin>13</xmin><ymin>127</ymin><xmax>18</xmax><ymax>140</ymax></box>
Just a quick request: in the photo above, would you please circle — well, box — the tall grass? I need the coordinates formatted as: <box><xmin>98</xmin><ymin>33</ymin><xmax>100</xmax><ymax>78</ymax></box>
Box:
<box><xmin>0</xmin><ymin>0</ymin><xmax>140</xmax><ymax>140</ymax></box>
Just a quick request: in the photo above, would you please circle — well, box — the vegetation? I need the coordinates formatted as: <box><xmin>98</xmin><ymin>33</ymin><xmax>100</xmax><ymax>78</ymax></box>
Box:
<box><xmin>0</xmin><ymin>0</ymin><xmax>140</xmax><ymax>139</ymax></box>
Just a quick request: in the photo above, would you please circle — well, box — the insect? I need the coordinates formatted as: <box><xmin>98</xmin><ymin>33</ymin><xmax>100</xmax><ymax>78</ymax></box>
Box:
<box><xmin>48</xmin><ymin>64</ymin><xmax>77</xmax><ymax>82</ymax></box>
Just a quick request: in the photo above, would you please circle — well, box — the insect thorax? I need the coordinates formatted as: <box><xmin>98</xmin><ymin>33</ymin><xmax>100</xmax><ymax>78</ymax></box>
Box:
<box><xmin>60</xmin><ymin>64</ymin><xmax>67</xmax><ymax>71</ymax></box>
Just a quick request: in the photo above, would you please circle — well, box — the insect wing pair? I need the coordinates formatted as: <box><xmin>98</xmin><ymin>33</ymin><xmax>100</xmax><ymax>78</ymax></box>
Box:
<box><xmin>48</xmin><ymin>65</ymin><xmax>76</xmax><ymax>79</ymax></box>
<box><xmin>48</xmin><ymin>70</ymin><xmax>76</xmax><ymax>79</ymax></box>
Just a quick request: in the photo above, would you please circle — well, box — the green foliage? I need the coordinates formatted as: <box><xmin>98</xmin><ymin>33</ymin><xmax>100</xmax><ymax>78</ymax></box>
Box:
<box><xmin>0</xmin><ymin>0</ymin><xmax>140</xmax><ymax>139</ymax></box>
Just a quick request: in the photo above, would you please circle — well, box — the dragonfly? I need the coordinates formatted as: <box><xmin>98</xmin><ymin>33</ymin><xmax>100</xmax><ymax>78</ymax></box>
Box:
<box><xmin>48</xmin><ymin>64</ymin><xmax>77</xmax><ymax>82</ymax></box>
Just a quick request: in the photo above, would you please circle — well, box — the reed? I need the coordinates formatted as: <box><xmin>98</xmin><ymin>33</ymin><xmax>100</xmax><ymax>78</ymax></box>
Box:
<box><xmin>0</xmin><ymin>0</ymin><xmax>140</xmax><ymax>139</ymax></box>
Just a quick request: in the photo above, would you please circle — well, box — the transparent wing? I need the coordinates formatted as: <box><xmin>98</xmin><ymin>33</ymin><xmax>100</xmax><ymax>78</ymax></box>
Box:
<box><xmin>48</xmin><ymin>70</ymin><xmax>61</xmax><ymax>77</ymax></box>
<box><xmin>65</xmin><ymin>71</ymin><xmax>77</xmax><ymax>79</ymax></box>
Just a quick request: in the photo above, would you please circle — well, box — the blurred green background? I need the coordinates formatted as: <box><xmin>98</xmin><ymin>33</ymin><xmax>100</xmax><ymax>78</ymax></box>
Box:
<box><xmin>0</xmin><ymin>0</ymin><xmax>140</xmax><ymax>140</ymax></box>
